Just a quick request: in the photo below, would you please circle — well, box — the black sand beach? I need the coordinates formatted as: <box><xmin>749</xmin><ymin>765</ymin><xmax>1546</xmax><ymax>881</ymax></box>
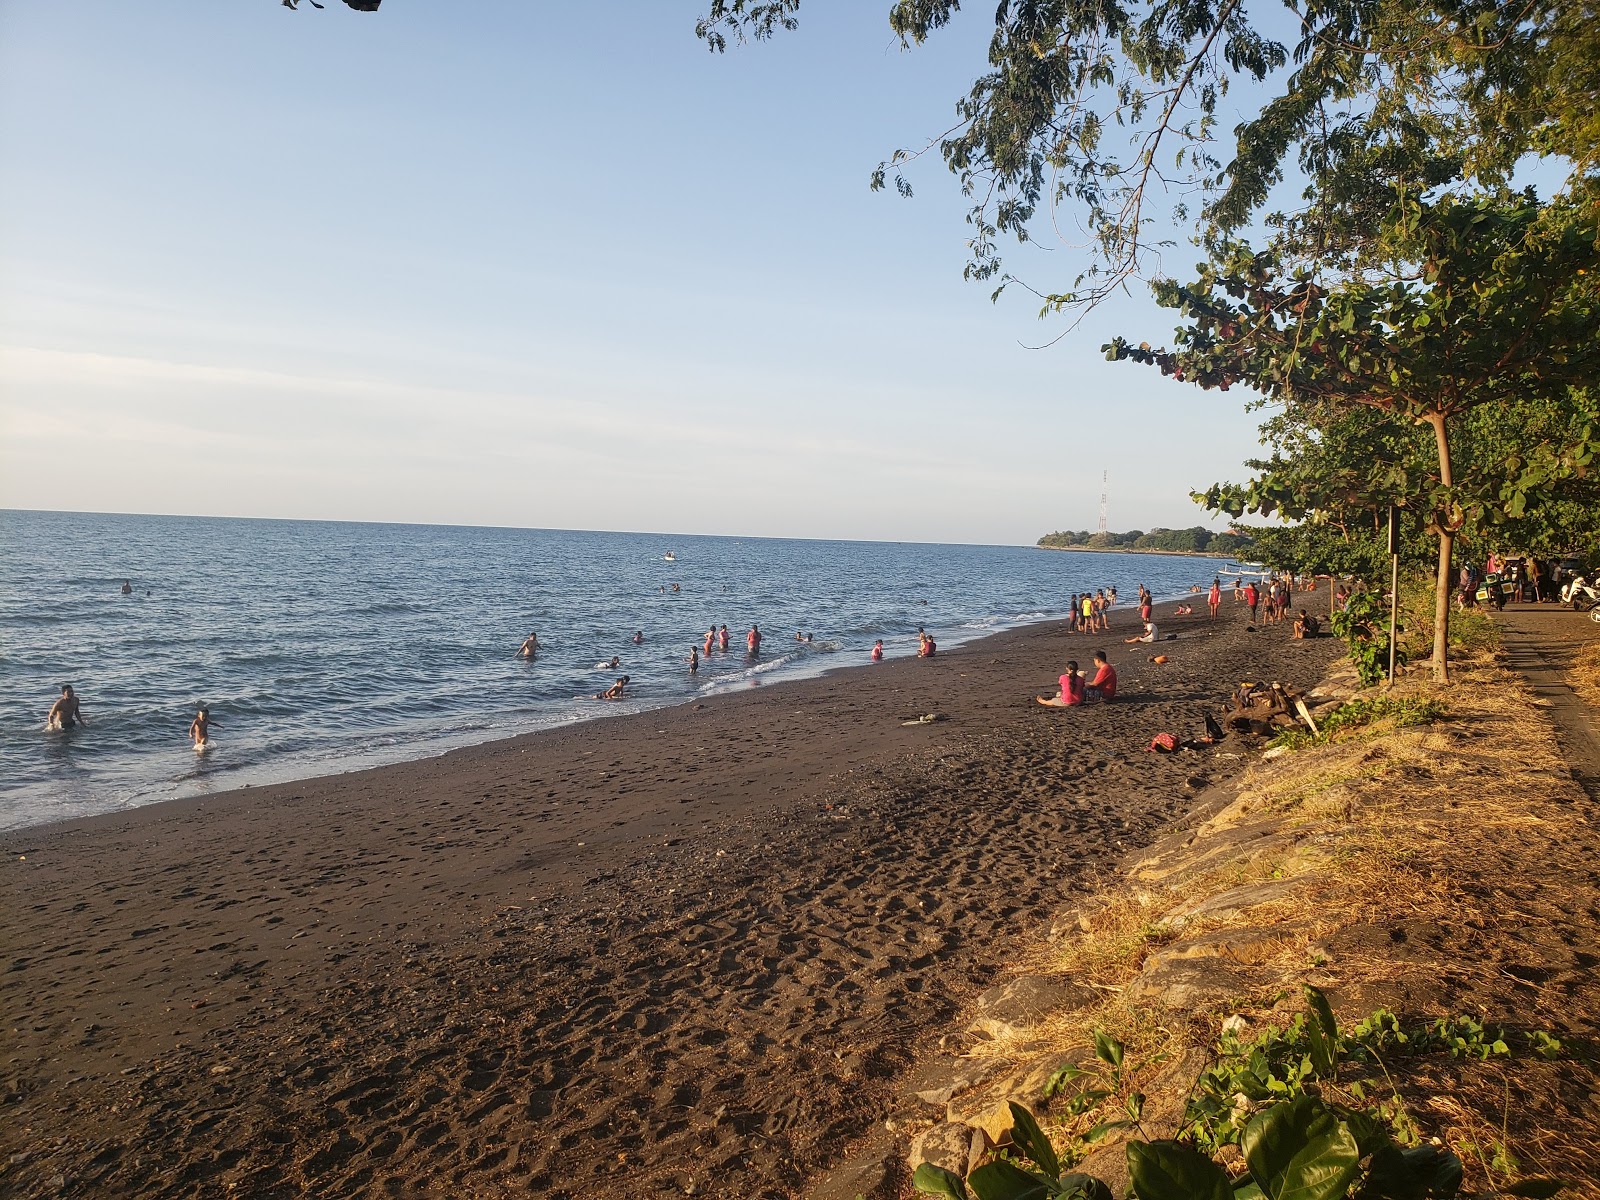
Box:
<box><xmin>1</xmin><ymin>605</ymin><xmax>1339</xmax><ymax>1199</ymax></box>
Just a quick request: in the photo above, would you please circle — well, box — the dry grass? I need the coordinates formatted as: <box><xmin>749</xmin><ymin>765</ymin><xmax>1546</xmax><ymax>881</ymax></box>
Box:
<box><xmin>1569</xmin><ymin>639</ymin><xmax>1600</xmax><ymax>709</ymax></box>
<box><xmin>943</xmin><ymin>652</ymin><xmax>1600</xmax><ymax>1197</ymax></box>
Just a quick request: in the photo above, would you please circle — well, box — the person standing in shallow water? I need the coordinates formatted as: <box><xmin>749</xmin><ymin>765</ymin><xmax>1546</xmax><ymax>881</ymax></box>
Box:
<box><xmin>189</xmin><ymin>707</ymin><xmax>214</xmax><ymax>749</ymax></box>
<box><xmin>47</xmin><ymin>685</ymin><xmax>85</xmax><ymax>730</ymax></box>
<box><xmin>747</xmin><ymin>625</ymin><xmax>762</xmax><ymax>657</ymax></box>
<box><xmin>120</xmin><ymin>580</ymin><xmax>132</xmax><ymax>595</ymax></box>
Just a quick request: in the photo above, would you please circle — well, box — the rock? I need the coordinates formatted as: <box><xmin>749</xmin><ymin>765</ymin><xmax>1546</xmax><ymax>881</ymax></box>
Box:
<box><xmin>1185</xmin><ymin>775</ymin><xmax>1210</xmax><ymax>790</ymax></box>
<box><xmin>807</xmin><ymin>1136</ymin><xmax>896</xmax><ymax>1200</ymax></box>
<box><xmin>949</xmin><ymin>1096</ymin><xmax>1020</xmax><ymax>1144</ymax></box>
<box><xmin>909</xmin><ymin>1123</ymin><xmax>974</xmax><ymax>1174</ymax></box>
<box><xmin>1135</xmin><ymin>1045</ymin><xmax>1212</xmax><ymax>1136</ymax></box>
<box><xmin>970</xmin><ymin>975</ymin><xmax>1098</xmax><ymax>1038</ymax></box>
<box><xmin>905</xmin><ymin>1057</ymin><xmax>1007</xmax><ymax>1108</ymax></box>
<box><xmin>991</xmin><ymin>1053</ymin><xmax>1085</xmax><ymax>1110</ymax></box>
<box><xmin>1076</xmin><ymin>1143</ymin><xmax>1132</xmax><ymax>1196</ymax></box>
<box><xmin>1151</xmin><ymin>925</ymin><xmax>1301</xmax><ymax>964</ymax></box>
<box><xmin>1166</xmin><ymin>878</ymin><xmax>1303</xmax><ymax>927</ymax></box>
<box><xmin>1126</xmin><ymin>956</ymin><xmax>1255</xmax><ymax>1011</ymax></box>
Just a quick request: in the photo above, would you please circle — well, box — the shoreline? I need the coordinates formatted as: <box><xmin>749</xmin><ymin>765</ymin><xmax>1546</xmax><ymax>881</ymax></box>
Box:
<box><xmin>1035</xmin><ymin>545</ymin><xmax>1249</xmax><ymax>560</ymax></box>
<box><xmin>6</xmin><ymin>578</ymin><xmax>1214</xmax><ymax>835</ymax></box>
<box><xmin>2</xmin><ymin>602</ymin><xmax>1340</xmax><ymax>1199</ymax></box>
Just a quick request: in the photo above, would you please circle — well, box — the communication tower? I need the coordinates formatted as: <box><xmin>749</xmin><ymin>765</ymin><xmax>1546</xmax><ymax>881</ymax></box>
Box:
<box><xmin>1097</xmin><ymin>471</ymin><xmax>1108</xmax><ymax>534</ymax></box>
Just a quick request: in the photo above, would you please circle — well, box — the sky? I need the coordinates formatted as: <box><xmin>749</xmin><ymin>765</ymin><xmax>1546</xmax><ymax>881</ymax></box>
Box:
<box><xmin>0</xmin><ymin>0</ymin><xmax>1274</xmax><ymax>545</ymax></box>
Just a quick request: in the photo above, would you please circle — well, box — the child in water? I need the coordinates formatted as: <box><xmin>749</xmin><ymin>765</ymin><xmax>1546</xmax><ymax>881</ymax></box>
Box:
<box><xmin>189</xmin><ymin>706</ymin><xmax>213</xmax><ymax>750</ymax></box>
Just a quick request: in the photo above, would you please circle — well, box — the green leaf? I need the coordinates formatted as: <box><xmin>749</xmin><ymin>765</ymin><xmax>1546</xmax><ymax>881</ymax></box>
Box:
<box><xmin>1234</xmin><ymin>1183</ymin><xmax>1265</xmax><ymax>1200</ymax></box>
<box><xmin>913</xmin><ymin>1162</ymin><xmax>971</xmax><ymax>1200</ymax></box>
<box><xmin>1056</xmin><ymin>1175</ymin><xmax>1115</xmax><ymax>1200</ymax></box>
<box><xmin>1500</xmin><ymin>1181</ymin><xmax>1570</xmax><ymax>1199</ymax></box>
<box><xmin>1240</xmin><ymin>1097</ymin><xmax>1360</xmax><ymax>1200</ymax></box>
<box><xmin>968</xmin><ymin>1159</ymin><xmax>1051</xmax><ymax>1200</ymax></box>
<box><xmin>1007</xmin><ymin>1102</ymin><xmax>1060</xmax><ymax>1177</ymax></box>
<box><xmin>1303</xmin><ymin>986</ymin><xmax>1339</xmax><ymax>1079</ymax></box>
<box><xmin>1127</xmin><ymin>1140</ymin><xmax>1232</xmax><ymax>1200</ymax></box>
<box><xmin>1364</xmin><ymin>1144</ymin><xmax>1463</xmax><ymax>1199</ymax></box>
<box><xmin>1093</xmin><ymin>1030</ymin><xmax>1125</xmax><ymax>1070</ymax></box>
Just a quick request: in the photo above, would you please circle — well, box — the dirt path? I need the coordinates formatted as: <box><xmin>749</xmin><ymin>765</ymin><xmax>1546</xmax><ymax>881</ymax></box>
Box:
<box><xmin>1494</xmin><ymin>604</ymin><xmax>1600</xmax><ymax>795</ymax></box>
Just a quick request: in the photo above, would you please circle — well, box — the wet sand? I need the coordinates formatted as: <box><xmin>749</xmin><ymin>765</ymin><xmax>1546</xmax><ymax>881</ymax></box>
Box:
<box><xmin>2</xmin><ymin>605</ymin><xmax>1338</xmax><ymax>1199</ymax></box>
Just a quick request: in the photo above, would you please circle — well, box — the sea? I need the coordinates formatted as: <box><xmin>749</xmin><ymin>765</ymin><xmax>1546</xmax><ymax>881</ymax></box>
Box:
<box><xmin>0</xmin><ymin>510</ymin><xmax>1224</xmax><ymax>831</ymax></box>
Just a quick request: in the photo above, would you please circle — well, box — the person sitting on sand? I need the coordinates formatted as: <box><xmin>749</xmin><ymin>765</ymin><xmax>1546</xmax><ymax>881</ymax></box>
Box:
<box><xmin>688</xmin><ymin>646</ymin><xmax>699</xmax><ymax>673</ymax></box>
<box><xmin>189</xmin><ymin>706</ymin><xmax>213</xmax><ymax>749</ymax></box>
<box><xmin>519</xmin><ymin>632</ymin><xmax>540</xmax><ymax>658</ymax></box>
<box><xmin>1126</xmin><ymin>621</ymin><xmax>1159</xmax><ymax>644</ymax></box>
<box><xmin>1037</xmin><ymin>660</ymin><xmax>1085</xmax><ymax>707</ymax></box>
<box><xmin>594</xmin><ymin>675</ymin><xmax>630</xmax><ymax>700</ymax></box>
<box><xmin>47</xmin><ymin>684</ymin><xmax>86</xmax><ymax>730</ymax></box>
<box><xmin>1174</xmin><ymin>603</ymin><xmax>1194</xmax><ymax>616</ymax></box>
<box><xmin>918</xmin><ymin>631</ymin><xmax>937</xmax><ymax>657</ymax></box>
<box><xmin>747</xmin><ymin>625</ymin><xmax>762</xmax><ymax>656</ymax></box>
<box><xmin>871</xmin><ymin>639</ymin><xmax>884</xmax><ymax>662</ymax></box>
<box><xmin>1086</xmin><ymin>652</ymin><xmax>1117</xmax><ymax>701</ymax></box>
<box><xmin>1292</xmin><ymin>610</ymin><xmax>1320</xmax><ymax>639</ymax></box>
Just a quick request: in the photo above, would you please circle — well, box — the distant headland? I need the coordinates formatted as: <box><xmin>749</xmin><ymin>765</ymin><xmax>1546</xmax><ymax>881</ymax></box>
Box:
<box><xmin>1037</xmin><ymin>526</ymin><xmax>1254</xmax><ymax>558</ymax></box>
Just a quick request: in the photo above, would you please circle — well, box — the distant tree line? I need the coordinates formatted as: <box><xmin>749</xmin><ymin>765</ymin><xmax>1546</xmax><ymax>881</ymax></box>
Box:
<box><xmin>1036</xmin><ymin>527</ymin><xmax>1254</xmax><ymax>555</ymax></box>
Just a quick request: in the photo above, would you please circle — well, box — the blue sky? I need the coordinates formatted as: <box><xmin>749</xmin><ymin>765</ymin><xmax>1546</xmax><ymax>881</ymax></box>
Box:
<box><xmin>0</xmin><ymin>1</ymin><xmax>1270</xmax><ymax>544</ymax></box>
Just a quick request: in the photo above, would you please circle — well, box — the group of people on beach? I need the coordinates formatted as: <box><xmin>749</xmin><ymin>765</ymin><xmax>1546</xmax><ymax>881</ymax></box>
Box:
<box><xmin>1036</xmin><ymin>651</ymin><xmax>1118</xmax><ymax>707</ymax></box>
<box><xmin>1066</xmin><ymin>587</ymin><xmax>1118</xmax><ymax>634</ymax></box>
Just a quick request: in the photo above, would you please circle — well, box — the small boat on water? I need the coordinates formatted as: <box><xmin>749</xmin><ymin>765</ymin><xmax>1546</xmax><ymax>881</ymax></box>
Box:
<box><xmin>663</xmin><ymin>551</ymin><xmax>676</xmax><ymax>561</ymax></box>
<box><xmin>1217</xmin><ymin>562</ymin><xmax>1270</xmax><ymax>576</ymax></box>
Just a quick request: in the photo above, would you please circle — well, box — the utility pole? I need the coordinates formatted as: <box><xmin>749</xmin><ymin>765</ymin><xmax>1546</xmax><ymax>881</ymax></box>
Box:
<box><xmin>1387</xmin><ymin>506</ymin><xmax>1400</xmax><ymax>683</ymax></box>
<box><xmin>1098</xmin><ymin>472</ymin><xmax>1108</xmax><ymax>534</ymax></box>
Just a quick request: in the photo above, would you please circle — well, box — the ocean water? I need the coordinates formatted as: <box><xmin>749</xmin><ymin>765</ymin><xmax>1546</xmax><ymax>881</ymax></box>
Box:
<box><xmin>0</xmin><ymin>510</ymin><xmax>1224</xmax><ymax>830</ymax></box>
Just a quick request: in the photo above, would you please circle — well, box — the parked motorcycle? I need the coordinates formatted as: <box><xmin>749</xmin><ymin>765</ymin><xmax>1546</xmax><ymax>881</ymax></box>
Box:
<box><xmin>1561</xmin><ymin>574</ymin><xmax>1600</xmax><ymax>611</ymax></box>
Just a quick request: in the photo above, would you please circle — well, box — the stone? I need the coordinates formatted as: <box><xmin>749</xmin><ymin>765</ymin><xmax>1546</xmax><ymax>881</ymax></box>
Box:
<box><xmin>807</xmin><ymin>1136</ymin><xmax>896</xmax><ymax>1200</ymax></box>
<box><xmin>1165</xmin><ymin>878</ymin><xmax>1303</xmax><ymax>927</ymax></box>
<box><xmin>1076</xmin><ymin>1143</ymin><xmax>1132</xmax><ymax>1196</ymax></box>
<box><xmin>949</xmin><ymin>1096</ymin><xmax>1020</xmax><ymax>1144</ymax></box>
<box><xmin>969</xmin><ymin>975</ymin><xmax>1098</xmax><ymax>1038</ymax></box>
<box><xmin>909</xmin><ymin>1122</ymin><xmax>974</xmax><ymax>1174</ymax></box>
<box><xmin>1151</xmin><ymin>925</ymin><xmax>1302</xmax><ymax>964</ymax></box>
<box><xmin>991</xmin><ymin>1053</ymin><xmax>1086</xmax><ymax>1110</ymax></box>
<box><xmin>1126</xmin><ymin>956</ymin><xmax>1255</xmax><ymax>1012</ymax></box>
<box><xmin>905</xmin><ymin>1057</ymin><xmax>1007</xmax><ymax>1108</ymax></box>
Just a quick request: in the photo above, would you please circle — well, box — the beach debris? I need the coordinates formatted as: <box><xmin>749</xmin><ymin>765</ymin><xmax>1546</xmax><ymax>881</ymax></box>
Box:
<box><xmin>901</xmin><ymin>712</ymin><xmax>948</xmax><ymax>726</ymax></box>
<box><xmin>1145</xmin><ymin>732</ymin><xmax>1180</xmax><ymax>753</ymax></box>
<box><xmin>1149</xmin><ymin>654</ymin><xmax>1170</xmax><ymax>663</ymax></box>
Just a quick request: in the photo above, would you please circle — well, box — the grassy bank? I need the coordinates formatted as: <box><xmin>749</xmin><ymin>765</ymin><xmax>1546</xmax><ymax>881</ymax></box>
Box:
<box><xmin>894</xmin><ymin>619</ymin><xmax>1600</xmax><ymax>1198</ymax></box>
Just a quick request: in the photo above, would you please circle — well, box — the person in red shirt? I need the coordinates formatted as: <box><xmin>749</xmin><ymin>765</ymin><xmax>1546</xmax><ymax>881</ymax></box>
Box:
<box><xmin>1208</xmin><ymin>578</ymin><xmax>1222</xmax><ymax>619</ymax></box>
<box><xmin>747</xmin><ymin>624</ymin><xmax>762</xmax><ymax>656</ymax></box>
<box><xmin>1086</xmin><ymin>651</ymin><xmax>1118</xmax><ymax>701</ymax></box>
<box><xmin>1037</xmin><ymin>660</ymin><xmax>1085</xmax><ymax>707</ymax></box>
<box><xmin>1244</xmin><ymin>581</ymin><xmax>1260</xmax><ymax>622</ymax></box>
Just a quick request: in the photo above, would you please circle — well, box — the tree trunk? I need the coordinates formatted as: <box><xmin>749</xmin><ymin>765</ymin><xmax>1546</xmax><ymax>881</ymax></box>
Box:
<box><xmin>1426</xmin><ymin>410</ymin><xmax>1454</xmax><ymax>684</ymax></box>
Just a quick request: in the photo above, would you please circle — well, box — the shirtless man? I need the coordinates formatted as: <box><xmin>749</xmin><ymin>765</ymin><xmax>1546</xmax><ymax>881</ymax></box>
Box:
<box><xmin>519</xmin><ymin>632</ymin><xmax>540</xmax><ymax>658</ymax></box>
<box><xmin>121</xmin><ymin>580</ymin><xmax>133</xmax><ymax>595</ymax></box>
<box><xmin>688</xmin><ymin>647</ymin><xmax>700</xmax><ymax>674</ymax></box>
<box><xmin>594</xmin><ymin>676</ymin><xmax>630</xmax><ymax>701</ymax></box>
<box><xmin>47</xmin><ymin>685</ymin><xmax>85</xmax><ymax>730</ymax></box>
<box><xmin>189</xmin><ymin>706</ymin><xmax>214</xmax><ymax>749</ymax></box>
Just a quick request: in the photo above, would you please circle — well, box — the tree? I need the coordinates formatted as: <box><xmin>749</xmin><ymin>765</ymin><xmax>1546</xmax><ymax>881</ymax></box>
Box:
<box><xmin>694</xmin><ymin>1</ymin><xmax>1596</xmax><ymax>316</ymax></box>
<box><xmin>1109</xmin><ymin>191</ymin><xmax>1600</xmax><ymax>681</ymax></box>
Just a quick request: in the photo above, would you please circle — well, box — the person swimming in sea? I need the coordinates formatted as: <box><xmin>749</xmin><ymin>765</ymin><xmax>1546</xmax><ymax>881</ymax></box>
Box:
<box><xmin>594</xmin><ymin>675</ymin><xmax>630</xmax><ymax>700</ymax></box>
<box><xmin>596</xmin><ymin>655</ymin><xmax>621</xmax><ymax>670</ymax></box>
<box><xmin>519</xmin><ymin>632</ymin><xmax>540</xmax><ymax>658</ymax></box>
<box><xmin>121</xmin><ymin>580</ymin><xmax>133</xmax><ymax>595</ymax></box>
<box><xmin>632</xmin><ymin>630</ymin><xmax>645</xmax><ymax>644</ymax></box>
<box><xmin>189</xmin><ymin>706</ymin><xmax>214</xmax><ymax>750</ymax></box>
<box><xmin>47</xmin><ymin>685</ymin><xmax>86</xmax><ymax>730</ymax></box>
